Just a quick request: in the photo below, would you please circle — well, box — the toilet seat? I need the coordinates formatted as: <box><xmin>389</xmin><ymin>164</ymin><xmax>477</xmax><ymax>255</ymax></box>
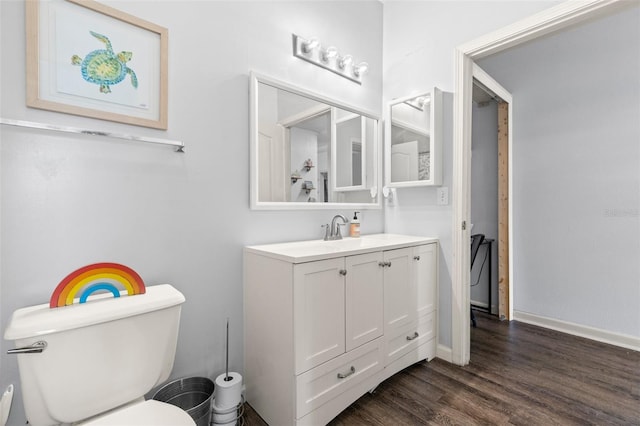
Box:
<box><xmin>80</xmin><ymin>399</ymin><xmax>196</xmax><ymax>425</ymax></box>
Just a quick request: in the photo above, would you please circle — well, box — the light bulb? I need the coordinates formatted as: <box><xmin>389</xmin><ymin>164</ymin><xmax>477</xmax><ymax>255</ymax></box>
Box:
<box><xmin>321</xmin><ymin>46</ymin><xmax>338</xmax><ymax>62</ymax></box>
<box><xmin>353</xmin><ymin>62</ymin><xmax>369</xmax><ymax>77</ymax></box>
<box><xmin>301</xmin><ymin>37</ymin><xmax>319</xmax><ymax>54</ymax></box>
<box><xmin>338</xmin><ymin>55</ymin><xmax>353</xmax><ymax>70</ymax></box>
<box><xmin>416</xmin><ymin>96</ymin><xmax>430</xmax><ymax>108</ymax></box>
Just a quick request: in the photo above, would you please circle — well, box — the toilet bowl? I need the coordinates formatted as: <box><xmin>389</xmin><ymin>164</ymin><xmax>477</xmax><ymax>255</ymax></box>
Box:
<box><xmin>4</xmin><ymin>284</ymin><xmax>195</xmax><ymax>426</ymax></box>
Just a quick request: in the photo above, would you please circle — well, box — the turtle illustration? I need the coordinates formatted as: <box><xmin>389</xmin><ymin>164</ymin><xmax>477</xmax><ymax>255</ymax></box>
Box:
<box><xmin>71</xmin><ymin>31</ymin><xmax>138</xmax><ymax>94</ymax></box>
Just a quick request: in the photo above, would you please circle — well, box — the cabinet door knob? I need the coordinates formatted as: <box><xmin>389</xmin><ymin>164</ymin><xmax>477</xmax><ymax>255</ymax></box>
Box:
<box><xmin>339</xmin><ymin>269</ymin><xmax>347</xmax><ymax>276</ymax></box>
<box><xmin>386</xmin><ymin>261</ymin><xmax>392</xmax><ymax>267</ymax></box>
<box><xmin>378</xmin><ymin>262</ymin><xmax>386</xmax><ymax>267</ymax></box>
<box><xmin>337</xmin><ymin>366</ymin><xmax>356</xmax><ymax>379</ymax></box>
<box><xmin>406</xmin><ymin>332</ymin><xmax>419</xmax><ymax>341</ymax></box>
<box><xmin>414</xmin><ymin>255</ymin><xmax>421</xmax><ymax>261</ymax></box>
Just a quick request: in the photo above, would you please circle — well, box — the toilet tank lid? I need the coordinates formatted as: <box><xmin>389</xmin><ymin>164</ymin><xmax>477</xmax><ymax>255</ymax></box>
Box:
<box><xmin>4</xmin><ymin>284</ymin><xmax>185</xmax><ymax>341</ymax></box>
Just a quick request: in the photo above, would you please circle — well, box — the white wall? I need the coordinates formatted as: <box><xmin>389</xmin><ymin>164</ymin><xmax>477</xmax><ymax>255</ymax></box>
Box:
<box><xmin>477</xmin><ymin>4</ymin><xmax>640</xmax><ymax>337</ymax></box>
<box><xmin>0</xmin><ymin>1</ymin><xmax>383</xmax><ymax>424</ymax></box>
<box><xmin>383</xmin><ymin>0</ymin><xmax>562</xmax><ymax>348</ymax></box>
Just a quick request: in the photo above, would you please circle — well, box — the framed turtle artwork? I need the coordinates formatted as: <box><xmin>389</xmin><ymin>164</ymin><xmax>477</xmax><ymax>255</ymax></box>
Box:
<box><xmin>26</xmin><ymin>0</ymin><xmax>169</xmax><ymax>129</ymax></box>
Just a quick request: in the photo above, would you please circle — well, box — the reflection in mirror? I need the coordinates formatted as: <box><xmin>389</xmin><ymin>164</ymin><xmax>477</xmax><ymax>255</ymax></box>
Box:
<box><xmin>385</xmin><ymin>88</ymin><xmax>442</xmax><ymax>188</ymax></box>
<box><xmin>391</xmin><ymin>96</ymin><xmax>430</xmax><ymax>182</ymax></box>
<box><xmin>333</xmin><ymin>110</ymin><xmax>376</xmax><ymax>191</ymax></box>
<box><xmin>251</xmin><ymin>73</ymin><xmax>380</xmax><ymax>209</ymax></box>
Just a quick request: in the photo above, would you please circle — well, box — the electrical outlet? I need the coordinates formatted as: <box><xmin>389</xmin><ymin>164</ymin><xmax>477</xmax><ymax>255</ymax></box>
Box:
<box><xmin>437</xmin><ymin>187</ymin><xmax>449</xmax><ymax>205</ymax></box>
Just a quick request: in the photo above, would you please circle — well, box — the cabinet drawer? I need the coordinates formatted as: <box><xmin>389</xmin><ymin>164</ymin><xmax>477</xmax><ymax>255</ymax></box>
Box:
<box><xmin>384</xmin><ymin>311</ymin><xmax>435</xmax><ymax>363</ymax></box>
<box><xmin>295</xmin><ymin>338</ymin><xmax>383</xmax><ymax>419</ymax></box>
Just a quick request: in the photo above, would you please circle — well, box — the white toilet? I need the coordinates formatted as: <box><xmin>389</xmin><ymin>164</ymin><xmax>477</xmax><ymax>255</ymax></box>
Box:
<box><xmin>4</xmin><ymin>284</ymin><xmax>196</xmax><ymax>426</ymax></box>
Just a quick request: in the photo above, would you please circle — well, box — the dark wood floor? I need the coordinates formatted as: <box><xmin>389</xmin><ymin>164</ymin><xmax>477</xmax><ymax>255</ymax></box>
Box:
<box><xmin>243</xmin><ymin>311</ymin><xmax>640</xmax><ymax>425</ymax></box>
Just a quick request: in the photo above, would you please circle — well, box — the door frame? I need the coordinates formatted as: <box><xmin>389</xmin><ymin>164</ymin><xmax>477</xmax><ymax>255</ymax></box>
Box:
<box><xmin>450</xmin><ymin>0</ymin><xmax>629</xmax><ymax>366</ymax></box>
<box><xmin>471</xmin><ymin>63</ymin><xmax>513</xmax><ymax>321</ymax></box>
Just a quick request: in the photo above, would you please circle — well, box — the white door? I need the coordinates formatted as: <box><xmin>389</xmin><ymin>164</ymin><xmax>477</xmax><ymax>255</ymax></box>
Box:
<box><xmin>258</xmin><ymin>132</ymin><xmax>286</xmax><ymax>202</ymax></box>
<box><xmin>391</xmin><ymin>141</ymin><xmax>419</xmax><ymax>182</ymax></box>
<box><xmin>293</xmin><ymin>258</ymin><xmax>346</xmax><ymax>374</ymax></box>
<box><xmin>345</xmin><ymin>252</ymin><xmax>384</xmax><ymax>351</ymax></box>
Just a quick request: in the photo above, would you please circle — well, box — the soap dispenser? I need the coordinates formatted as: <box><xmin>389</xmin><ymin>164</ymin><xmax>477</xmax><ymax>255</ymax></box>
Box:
<box><xmin>349</xmin><ymin>212</ymin><xmax>361</xmax><ymax>238</ymax></box>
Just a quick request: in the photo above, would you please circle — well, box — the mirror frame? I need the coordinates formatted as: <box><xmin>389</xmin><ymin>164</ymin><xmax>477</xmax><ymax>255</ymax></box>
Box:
<box><xmin>384</xmin><ymin>88</ymin><xmax>443</xmax><ymax>188</ymax></box>
<box><xmin>249</xmin><ymin>71</ymin><xmax>382</xmax><ymax>210</ymax></box>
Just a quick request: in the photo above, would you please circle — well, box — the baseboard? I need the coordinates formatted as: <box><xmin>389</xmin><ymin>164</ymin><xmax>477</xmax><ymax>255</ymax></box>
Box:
<box><xmin>436</xmin><ymin>344</ymin><xmax>452</xmax><ymax>362</ymax></box>
<box><xmin>513</xmin><ymin>310</ymin><xmax>640</xmax><ymax>352</ymax></box>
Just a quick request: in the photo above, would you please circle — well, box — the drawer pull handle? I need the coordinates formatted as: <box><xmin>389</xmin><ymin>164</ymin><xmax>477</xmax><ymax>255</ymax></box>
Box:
<box><xmin>406</xmin><ymin>332</ymin><xmax>419</xmax><ymax>341</ymax></box>
<box><xmin>339</xmin><ymin>269</ymin><xmax>347</xmax><ymax>276</ymax></box>
<box><xmin>414</xmin><ymin>255</ymin><xmax>421</xmax><ymax>261</ymax></box>
<box><xmin>337</xmin><ymin>366</ymin><xmax>356</xmax><ymax>379</ymax></box>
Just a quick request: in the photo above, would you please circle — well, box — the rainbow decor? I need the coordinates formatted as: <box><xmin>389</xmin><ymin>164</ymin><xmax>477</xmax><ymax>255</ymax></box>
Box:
<box><xmin>50</xmin><ymin>262</ymin><xmax>146</xmax><ymax>308</ymax></box>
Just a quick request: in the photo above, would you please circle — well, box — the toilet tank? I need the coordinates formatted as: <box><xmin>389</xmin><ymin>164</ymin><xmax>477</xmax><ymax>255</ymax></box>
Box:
<box><xmin>4</xmin><ymin>284</ymin><xmax>186</xmax><ymax>426</ymax></box>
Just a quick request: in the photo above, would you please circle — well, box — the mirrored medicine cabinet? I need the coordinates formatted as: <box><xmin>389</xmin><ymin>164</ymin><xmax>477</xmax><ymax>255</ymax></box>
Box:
<box><xmin>384</xmin><ymin>88</ymin><xmax>443</xmax><ymax>189</ymax></box>
<box><xmin>250</xmin><ymin>72</ymin><xmax>381</xmax><ymax>210</ymax></box>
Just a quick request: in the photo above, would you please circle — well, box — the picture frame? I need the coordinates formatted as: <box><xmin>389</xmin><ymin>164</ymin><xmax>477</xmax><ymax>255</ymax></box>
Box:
<box><xmin>26</xmin><ymin>0</ymin><xmax>169</xmax><ymax>129</ymax></box>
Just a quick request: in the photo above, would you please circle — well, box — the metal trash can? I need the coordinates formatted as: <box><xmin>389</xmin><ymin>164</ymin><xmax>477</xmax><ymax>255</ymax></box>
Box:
<box><xmin>152</xmin><ymin>377</ymin><xmax>214</xmax><ymax>426</ymax></box>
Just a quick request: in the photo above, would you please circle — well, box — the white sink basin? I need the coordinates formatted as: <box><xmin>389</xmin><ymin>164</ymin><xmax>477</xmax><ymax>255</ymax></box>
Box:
<box><xmin>256</xmin><ymin>238</ymin><xmax>375</xmax><ymax>258</ymax></box>
<box><xmin>321</xmin><ymin>238</ymin><xmax>379</xmax><ymax>250</ymax></box>
<box><xmin>246</xmin><ymin>234</ymin><xmax>438</xmax><ymax>263</ymax></box>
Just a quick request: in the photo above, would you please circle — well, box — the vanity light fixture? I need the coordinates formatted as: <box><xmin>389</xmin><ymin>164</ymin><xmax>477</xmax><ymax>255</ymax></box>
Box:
<box><xmin>292</xmin><ymin>34</ymin><xmax>369</xmax><ymax>85</ymax></box>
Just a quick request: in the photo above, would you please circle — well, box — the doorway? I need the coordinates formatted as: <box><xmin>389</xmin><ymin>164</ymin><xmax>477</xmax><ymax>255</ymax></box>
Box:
<box><xmin>470</xmin><ymin>66</ymin><xmax>512</xmax><ymax>327</ymax></box>
<box><xmin>450</xmin><ymin>0</ymin><xmax>626</xmax><ymax>367</ymax></box>
<box><xmin>470</xmin><ymin>83</ymin><xmax>497</xmax><ymax>318</ymax></box>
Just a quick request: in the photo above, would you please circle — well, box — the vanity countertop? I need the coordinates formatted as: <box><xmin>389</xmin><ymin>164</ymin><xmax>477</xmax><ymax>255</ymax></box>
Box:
<box><xmin>245</xmin><ymin>233</ymin><xmax>438</xmax><ymax>263</ymax></box>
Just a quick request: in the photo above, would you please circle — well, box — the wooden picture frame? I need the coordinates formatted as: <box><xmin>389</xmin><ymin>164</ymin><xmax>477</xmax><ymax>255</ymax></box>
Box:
<box><xmin>26</xmin><ymin>0</ymin><xmax>168</xmax><ymax>129</ymax></box>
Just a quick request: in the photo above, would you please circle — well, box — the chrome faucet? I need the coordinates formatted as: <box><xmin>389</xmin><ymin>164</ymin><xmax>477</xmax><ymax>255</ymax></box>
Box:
<box><xmin>328</xmin><ymin>214</ymin><xmax>348</xmax><ymax>240</ymax></box>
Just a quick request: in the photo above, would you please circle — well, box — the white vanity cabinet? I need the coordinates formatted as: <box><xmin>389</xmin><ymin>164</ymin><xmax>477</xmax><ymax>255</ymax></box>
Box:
<box><xmin>244</xmin><ymin>234</ymin><xmax>437</xmax><ymax>426</ymax></box>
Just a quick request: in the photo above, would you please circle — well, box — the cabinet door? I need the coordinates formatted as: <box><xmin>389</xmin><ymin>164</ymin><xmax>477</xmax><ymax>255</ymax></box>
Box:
<box><xmin>414</xmin><ymin>243</ymin><xmax>437</xmax><ymax>318</ymax></box>
<box><xmin>345</xmin><ymin>252</ymin><xmax>384</xmax><ymax>352</ymax></box>
<box><xmin>294</xmin><ymin>258</ymin><xmax>346</xmax><ymax>374</ymax></box>
<box><xmin>383</xmin><ymin>247</ymin><xmax>415</xmax><ymax>332</ymax></box>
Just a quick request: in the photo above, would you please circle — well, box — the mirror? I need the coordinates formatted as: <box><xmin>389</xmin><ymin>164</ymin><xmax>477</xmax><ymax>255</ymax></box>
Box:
<box><xmin>250</xmin><ymin>72</ymin><xmax>381</xmax><ymax>209</ymax></box>
<box><xmin>385</xmin><ymin>88</ymin><xmax>442</xmax><ymax>188</ymax></box>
